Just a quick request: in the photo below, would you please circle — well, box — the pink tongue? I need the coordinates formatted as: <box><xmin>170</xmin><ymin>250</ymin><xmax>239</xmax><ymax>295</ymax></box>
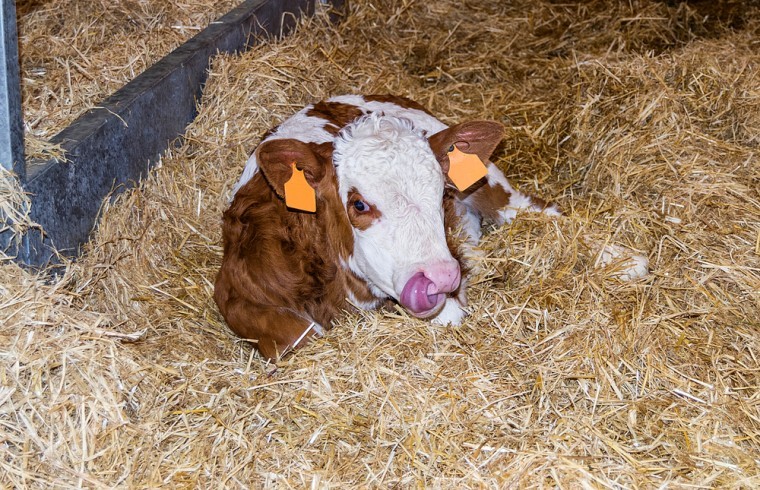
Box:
<box><xmin>400</xmin><ymin>272</ymin><xmax>444</xmax><ymax>314</ymax></box>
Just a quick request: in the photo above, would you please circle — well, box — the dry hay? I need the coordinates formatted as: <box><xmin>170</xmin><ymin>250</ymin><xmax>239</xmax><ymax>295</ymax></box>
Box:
<box><xmin>17</xmin><ymin>0</ymin><xmax>239</xmax><ymax>160</ymax></box>
<box><xmin>2</xmin><ymin>0</ymin><xmax>760</xmax><ymax>487</ymax></box>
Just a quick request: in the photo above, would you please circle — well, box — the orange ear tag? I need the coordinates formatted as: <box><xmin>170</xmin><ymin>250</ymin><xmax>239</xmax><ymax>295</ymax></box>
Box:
<box><xmin>283</xmin><ymin>162</ymin><xmax>316</xmax><ymax>212</ymax></box>
<box><xmin>447</xmin><ymin>145</ymin><xmax>488</xmax><ymax>192</ymax></box>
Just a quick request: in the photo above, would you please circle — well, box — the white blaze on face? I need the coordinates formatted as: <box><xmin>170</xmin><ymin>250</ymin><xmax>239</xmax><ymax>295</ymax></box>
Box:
<box><xmin>334</xmin><ymin>113</ymin><xmax>460</xmax><ymax>318</ymax></box>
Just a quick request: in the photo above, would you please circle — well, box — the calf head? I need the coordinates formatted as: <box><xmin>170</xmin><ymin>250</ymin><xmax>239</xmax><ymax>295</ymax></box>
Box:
<box><xmin>334</xmin><ymin>113</ymin><xmax>503</xmax><ymax>318</ymax></box>
<box><xmin>255</xmin><ymin>113</ymin><xmax>503</xmax><ymax>320</ymax></box>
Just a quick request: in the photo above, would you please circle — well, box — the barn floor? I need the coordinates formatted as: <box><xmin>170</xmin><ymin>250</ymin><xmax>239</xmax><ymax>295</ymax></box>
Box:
<box><xmin>2</xmin><ymin>0</ymin><xmax>760</xmax><ymax>487</ymax></box>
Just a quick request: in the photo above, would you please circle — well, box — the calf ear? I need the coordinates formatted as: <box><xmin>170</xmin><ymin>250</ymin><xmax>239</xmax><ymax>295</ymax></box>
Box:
<box><xmin>256</xmin><ymin>139</ymin><xmax>331</xmax><ymax>198</ymax></box>
<box><xmin>428</xmin><ymin>121</ymin><xmax>504</xmax><ymax>174</ymax></box>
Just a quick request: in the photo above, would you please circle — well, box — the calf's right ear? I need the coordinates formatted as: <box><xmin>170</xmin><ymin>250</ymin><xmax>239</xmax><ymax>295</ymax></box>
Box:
<box><xmin>256</xmin><ymin>139</ymin><xmax>331</xmax><ymax>199</ymax></box>
<box><xmin>428</xmin><ymin>121</ymin><xmax>504</xmax><ymax>172</ymax></box>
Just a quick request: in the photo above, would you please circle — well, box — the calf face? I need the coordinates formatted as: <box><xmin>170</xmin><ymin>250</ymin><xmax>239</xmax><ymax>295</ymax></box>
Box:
<box><xmin>333</xmin><ymin>114</ymin><xmax>458</xmax><ymax>318</ymax></box>
<box><xmin>335</xmin><ymin>113</ymin><xmax>505</xmax><ymax>318</ymax></box>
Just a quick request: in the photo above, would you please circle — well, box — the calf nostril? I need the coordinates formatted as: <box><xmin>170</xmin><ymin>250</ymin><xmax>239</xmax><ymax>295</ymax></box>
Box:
<box><xmin>435</xmin><ymin>262</ymin><xmax>461</xmax><ymax>293</ymax></box>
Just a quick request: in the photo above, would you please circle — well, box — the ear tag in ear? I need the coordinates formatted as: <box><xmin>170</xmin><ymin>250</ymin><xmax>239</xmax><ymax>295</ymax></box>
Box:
<box><xmin>283</xmin><ymin>162</ymin><xmax>316</xmax><ymax>212</ymax></box>
<box><xmin>447</xmin><ymin>145</ymin><xmax>488</xmax><ymax>192</ymax></box>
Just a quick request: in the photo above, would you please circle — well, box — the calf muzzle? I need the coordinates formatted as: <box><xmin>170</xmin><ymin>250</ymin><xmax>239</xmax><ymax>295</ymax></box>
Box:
<box><xmin>400</xmin><ymin>261</ymin><xmax>461</xmax><ymax>317</ymax></box>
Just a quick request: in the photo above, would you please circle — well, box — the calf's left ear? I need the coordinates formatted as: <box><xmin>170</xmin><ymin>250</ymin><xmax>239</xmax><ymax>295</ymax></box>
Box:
<box><xmin>256</xmin><ymin>139</ymin><xmax>332</xmax><ymax>197</ymax></box>
<box><xmin>428</xmin><ymin>121</ymin><xmax>504</xmax><ymax>175</ymax></box>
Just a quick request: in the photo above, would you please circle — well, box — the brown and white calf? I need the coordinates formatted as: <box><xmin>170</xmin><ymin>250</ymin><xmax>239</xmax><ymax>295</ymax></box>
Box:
<box><xmin>215</xmin><ymin>95</ymin><xmax>562</xmax><ymax>359</ymax></box>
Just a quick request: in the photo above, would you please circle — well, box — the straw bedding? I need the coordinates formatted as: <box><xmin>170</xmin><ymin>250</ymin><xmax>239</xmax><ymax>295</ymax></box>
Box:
<box><xmin>17</xmin><ymin>0</ymin><xmax>239</xmax><ymax>160</ymax></box>
<box><xmin>3</xmin><ymin>0</ymin><xmax>759</xmax><ymax>487</ymax></box>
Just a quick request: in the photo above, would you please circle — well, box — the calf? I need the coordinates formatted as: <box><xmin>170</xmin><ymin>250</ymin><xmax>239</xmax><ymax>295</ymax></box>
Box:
<box><xmin>215</xmin><ymin>94</ymin><xmax>561</xmax><ymax>360</ymax></box>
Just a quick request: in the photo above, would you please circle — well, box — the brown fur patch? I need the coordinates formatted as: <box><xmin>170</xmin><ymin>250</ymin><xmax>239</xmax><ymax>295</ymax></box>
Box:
<box><xmin>306</xmin><ymin>101</ymin><xmax>365</xmax><ymax>136</ymax></box>
<box><xmin>528</xmin><ymin>194</ymin><xmax>549</xmax><ymax>210</ymax></box>
<box><xmin>468</xmin><ymin>180</ymin><xmax>512</xmax><ymax>223</ymax></box>
<box><xmin>344</xmin><ymin>266</ymin><xmax>382</xmax><ymax>308</ymax></box>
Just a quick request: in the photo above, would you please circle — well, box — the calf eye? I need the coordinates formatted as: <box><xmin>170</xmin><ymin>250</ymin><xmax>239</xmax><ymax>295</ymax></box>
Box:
<box><xmin>353</xmin><ymin>200</ymin><xmax>368</xmax><ymax>212</ymax></box>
